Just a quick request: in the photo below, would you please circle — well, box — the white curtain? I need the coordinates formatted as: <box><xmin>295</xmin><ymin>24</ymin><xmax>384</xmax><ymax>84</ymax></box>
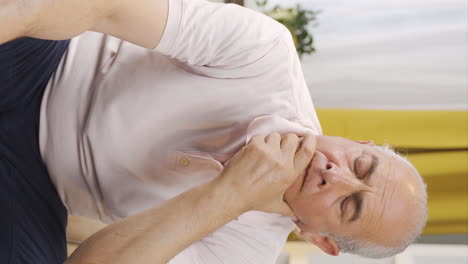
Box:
<box><xmin>252</xmin><ymin>0</ymin><xmax>468</xmax><ymax>110</ymax></box>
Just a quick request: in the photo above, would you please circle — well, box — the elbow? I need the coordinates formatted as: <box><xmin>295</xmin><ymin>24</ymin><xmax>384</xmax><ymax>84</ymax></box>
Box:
<box><xmin>66</xmin><ymin>255</ymin><xmax>108</xmax><ymax>264</ymax></box>
<box><xmin>66</xmin><ymin>246</ymin><xmax>111</xmax><ymax>264</ymax></box>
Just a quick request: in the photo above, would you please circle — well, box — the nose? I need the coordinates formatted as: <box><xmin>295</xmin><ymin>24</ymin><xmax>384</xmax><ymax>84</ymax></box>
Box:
<box><xmin>321</xmin><ymin>162</ymin><xmax>369</xmax><ymax>193</ymax></box>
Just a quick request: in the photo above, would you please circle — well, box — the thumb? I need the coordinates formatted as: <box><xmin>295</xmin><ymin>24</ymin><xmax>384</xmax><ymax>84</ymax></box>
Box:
<box><xmin>294</xmin><ymin>134</ymin><xmax>316</xmax><ymax>174</ymax></box>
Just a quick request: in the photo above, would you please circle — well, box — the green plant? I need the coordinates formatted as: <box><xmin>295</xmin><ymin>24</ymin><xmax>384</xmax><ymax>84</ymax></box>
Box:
<box><xmin>256</xmin><ymin>0</ymin><xmax>319</xmax><ymax>58</ymax></box>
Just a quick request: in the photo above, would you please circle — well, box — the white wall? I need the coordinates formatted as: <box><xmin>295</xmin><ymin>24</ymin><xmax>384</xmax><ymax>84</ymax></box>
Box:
<box><xmin>255</xmin><ymin>0</ymin><xmax>468</xmax><ymax>110</ymax></box>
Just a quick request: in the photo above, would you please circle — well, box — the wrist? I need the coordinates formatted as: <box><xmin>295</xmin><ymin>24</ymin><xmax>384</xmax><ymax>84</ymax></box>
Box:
<box><xmin>208</xmin><ymin>176</ymin><xmax>249</xmax><ymax>218</ymax></box>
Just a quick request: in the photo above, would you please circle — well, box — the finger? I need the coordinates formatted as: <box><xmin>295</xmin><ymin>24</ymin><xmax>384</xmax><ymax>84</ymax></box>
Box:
<box><xmin>265</xmin><ymin>132</ymin><xmax>281</xmax><ymax>147</ymax></box>
<box><xmin>280</xmin><ymin>133</ymin><xmax>299</xmax><ymax>155</ymax></box>
<box><xmin>249</xmin><ymin>134</ymin><xmax>265</xmax><ymax>145</ymax></box>
<box><xmin>295</xmin><ymin>137</ymin><xmax>304</xmax><ymax>152</ymax></box>
<box><xmin>225</xmin><ymin>144</ymin><xmax>246</xmax><ymax>165</ymax></box>
<box><xmin>293</xmin><ymin>134</ymin><xmax>316</xmax><ymax>173</ymax></box>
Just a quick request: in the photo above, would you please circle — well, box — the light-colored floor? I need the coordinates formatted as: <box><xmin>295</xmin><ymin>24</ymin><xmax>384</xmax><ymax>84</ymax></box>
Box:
<box><xmin>280</xmin><ymin>242</ymin><xmax>322</xmax><ymax>264</ymax></box>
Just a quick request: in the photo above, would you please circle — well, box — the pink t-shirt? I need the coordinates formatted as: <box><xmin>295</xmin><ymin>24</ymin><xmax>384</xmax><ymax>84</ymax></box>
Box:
<box><xmin>40</xmin><ymin>0</ymin><xmax>322</xmax><ymax>262</ymax></box>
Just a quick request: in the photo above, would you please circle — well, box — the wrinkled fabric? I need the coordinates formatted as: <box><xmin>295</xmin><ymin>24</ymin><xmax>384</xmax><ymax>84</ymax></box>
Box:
<box><xmin>0</xmin><ymin>38</ymin><xmax>69</xmax><ymax>264</ymax></box>
<box><xmin>40</xmin><ymin>0</ymin><xmax>322</xmax><ymax>263</ymax></box>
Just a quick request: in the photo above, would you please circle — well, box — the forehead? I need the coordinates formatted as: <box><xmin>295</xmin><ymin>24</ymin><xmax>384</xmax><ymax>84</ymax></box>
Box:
<box><xmin>350</xmin><ymin>151</ymin><xmax>415</xmax><ymax>245</ymax></box>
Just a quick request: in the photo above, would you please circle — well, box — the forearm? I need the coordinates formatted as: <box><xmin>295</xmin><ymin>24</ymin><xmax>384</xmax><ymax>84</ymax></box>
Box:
<box><xmin>91</xmin><ymin>0</ymin><xmax>167</xmax><ymax>48</ymax></box>
<box><xmin>0</xmin><ymin>0</ymin><xmax>38</xmax><ymax>43</ymax></box>
<box><xmin>1</xmin><ymin>0</ymin><xmax>112</xmax><ymax>43</ymax></box>
<box><xmin>66</xmin><ymin>178</ymin><xmax>242</xmax><ymax>264</ymax></box>
<box><xmin>0</xmin><ymin>0</ymin><xmax>167</xmax><ymax>48</ymax></box>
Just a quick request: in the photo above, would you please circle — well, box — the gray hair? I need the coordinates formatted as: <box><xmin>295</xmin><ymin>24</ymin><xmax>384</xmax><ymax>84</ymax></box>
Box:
<box><xmin>322</xmin><ymin>145</ymin><xmax>428</xmax><ymax>259</ymax></box>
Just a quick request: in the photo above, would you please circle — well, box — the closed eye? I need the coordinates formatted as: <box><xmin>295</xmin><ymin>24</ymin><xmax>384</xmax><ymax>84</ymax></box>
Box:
<box><xmin>340</xmin><ymin>195</ymin><xmax>350</xmax><ymax>215</ymax></box>
<box><xmin>354</xmin><ymin>154</ymin><xmax>373</xmax><ymax>179</ymax></box>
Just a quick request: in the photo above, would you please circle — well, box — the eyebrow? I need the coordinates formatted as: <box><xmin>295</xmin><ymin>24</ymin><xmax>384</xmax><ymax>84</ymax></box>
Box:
<box><xmin>349</xmin><ymin>154</ymin><xmax>379</xmax><ymax>223</ymax></box>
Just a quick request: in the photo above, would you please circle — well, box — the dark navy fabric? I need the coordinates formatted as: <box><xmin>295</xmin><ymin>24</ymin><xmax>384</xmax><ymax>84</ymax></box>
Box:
<box><xmin>0</xmin><ymin>38</ymin><xmax>69</xmax><ymax>264</ymax></box>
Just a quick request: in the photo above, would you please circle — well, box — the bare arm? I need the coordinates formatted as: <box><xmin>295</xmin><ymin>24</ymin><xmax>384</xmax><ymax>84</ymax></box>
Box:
<box><xmin>0</xmin><ymin>0</ymin><xmax>167</xmax><ymax>48</ymax></box>
<box><xmin>66</xmin><ymin>134</ymin><xmax>316</xmax><ymax>264</ymax></box>
<box><xmin>66</xmin><ymin>179</ymin><xmax>240</xmax><ymax>264</ymax></box>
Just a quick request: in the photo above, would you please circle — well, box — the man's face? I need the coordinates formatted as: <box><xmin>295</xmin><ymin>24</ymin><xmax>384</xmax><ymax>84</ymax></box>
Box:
<box><xmin>284</xmin><ymin>135</ymin><xmax>421</xmax><ymax>255</ymax></box>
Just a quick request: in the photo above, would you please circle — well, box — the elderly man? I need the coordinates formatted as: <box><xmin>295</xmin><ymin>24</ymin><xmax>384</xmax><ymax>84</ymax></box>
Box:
<box><xmin>1</xmin><ymin>0</ymin><xmax>427</xmax><ymax>263</ymax></box>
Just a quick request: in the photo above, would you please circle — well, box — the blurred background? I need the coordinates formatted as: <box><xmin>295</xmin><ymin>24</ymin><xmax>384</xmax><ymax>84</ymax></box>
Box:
<box><xmin>67</xmin><ymin>0</ymin><xmax>468</xmax><ymax>263</ymax></box>
<box><xmin>246</xmin><ymin>0</ymin><xmax>467</xmax><ymax>110</ymax></box>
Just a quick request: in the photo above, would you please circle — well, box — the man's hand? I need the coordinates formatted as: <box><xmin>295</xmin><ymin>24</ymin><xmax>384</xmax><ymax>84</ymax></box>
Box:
<box><xmin>67</xmin><ymin>133</ymin><xmax>315</xmax><ymax>264</ymax></box>
<box><xmin>216</xmin><ymin>133</ymin><xmax>316</xmax><ymax>218</ymax></box>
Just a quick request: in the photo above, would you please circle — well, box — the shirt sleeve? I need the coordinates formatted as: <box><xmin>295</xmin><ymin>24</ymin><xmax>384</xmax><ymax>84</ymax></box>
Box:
<box><xmin>167</xmin><ymin>211</ymin><xmax>294</xmax><ymax>264</ymax></box>
<box><xmin>155</xmin><ymin>0</ymin><xmax>288</xmax><ymax>71</ymax></box>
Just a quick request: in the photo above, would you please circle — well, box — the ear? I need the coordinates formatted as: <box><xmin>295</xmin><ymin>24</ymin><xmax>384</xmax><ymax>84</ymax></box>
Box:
<box><xmin>354</xmin><ymin>140</ymin><xmax>375</xmax><ymax>146</ymax></box>
<box><xmin>301</xmin><ymin>231</ymin><xmax>340</xmax><ymax>256</ymax></box>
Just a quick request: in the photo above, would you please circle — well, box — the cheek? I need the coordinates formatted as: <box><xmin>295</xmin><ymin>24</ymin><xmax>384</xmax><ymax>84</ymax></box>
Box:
<box><xmin>293</xmin><ymin>193</ymin><xmax>337</xmax><ymax>226</ymax></box>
